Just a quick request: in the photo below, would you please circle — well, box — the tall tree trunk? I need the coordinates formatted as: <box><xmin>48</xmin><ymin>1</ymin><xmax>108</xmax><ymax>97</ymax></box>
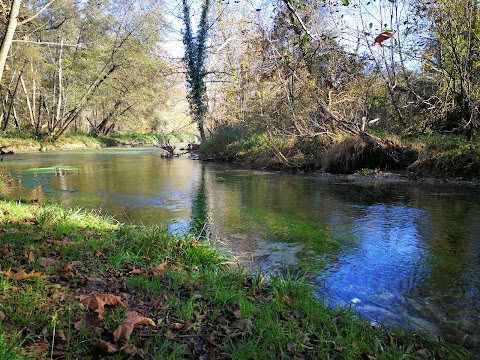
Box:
<box><xmin>0</xmin><ymin>0</ymin><xmax>22</xmax><ymax>84</ymax></box>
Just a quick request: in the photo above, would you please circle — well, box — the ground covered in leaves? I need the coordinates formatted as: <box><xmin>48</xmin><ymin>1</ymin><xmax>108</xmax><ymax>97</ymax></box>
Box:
<box><xmin>0</xmin><ymin>201</ymin><xmax>471</xmax><ymax>359</ymax></box>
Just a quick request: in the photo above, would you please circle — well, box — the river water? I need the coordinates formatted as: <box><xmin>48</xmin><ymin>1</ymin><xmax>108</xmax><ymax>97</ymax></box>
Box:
<box><xmin>1</xmin><ymin>147</ymin><xmax>479</xmax><ymax>353</ymax></box>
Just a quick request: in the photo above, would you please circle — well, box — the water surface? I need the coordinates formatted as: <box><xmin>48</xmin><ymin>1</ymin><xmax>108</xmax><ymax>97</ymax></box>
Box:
<box><xmin>1</xmin><ymin>147</ymin><xmax>479</xmax><ymax>353</ymax></box>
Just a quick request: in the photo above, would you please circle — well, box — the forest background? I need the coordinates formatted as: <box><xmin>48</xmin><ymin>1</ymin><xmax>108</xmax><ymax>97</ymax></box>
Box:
<box><xmin>1</xmin><ymin>0</ymin><xmax>480</xmax><ymax>178</ymax></box>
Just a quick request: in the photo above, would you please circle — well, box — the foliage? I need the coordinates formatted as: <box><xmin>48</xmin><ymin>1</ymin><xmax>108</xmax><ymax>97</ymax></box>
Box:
<box><xmin>181</xmin><ymin>0</ymin><xmax>212</xmax><ymax>142</ymax></box>
<box><xmin>0</xmin><ymin>200</ymin><xmax>470</xmax><ymax>359</ymax></box>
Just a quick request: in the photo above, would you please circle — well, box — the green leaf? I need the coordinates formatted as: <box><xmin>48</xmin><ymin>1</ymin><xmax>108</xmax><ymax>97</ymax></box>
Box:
<box><xmin>341</xmin><ymin>0</ymin><xmax>349</xmax><ymax>5</ymax></box>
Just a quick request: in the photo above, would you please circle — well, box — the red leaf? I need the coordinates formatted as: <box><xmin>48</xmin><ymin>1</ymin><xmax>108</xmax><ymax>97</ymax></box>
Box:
<box><xmin>373</xmin><ymin>31</ymin><xmax>394</xmax><ymax>47</ymax></box>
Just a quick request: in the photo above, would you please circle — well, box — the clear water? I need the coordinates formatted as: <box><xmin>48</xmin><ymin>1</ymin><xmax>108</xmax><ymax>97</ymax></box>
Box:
<box><xmin>1</xmin><ymin>147</ymin><xmax>479</xmax><ymax>353</ymax></box>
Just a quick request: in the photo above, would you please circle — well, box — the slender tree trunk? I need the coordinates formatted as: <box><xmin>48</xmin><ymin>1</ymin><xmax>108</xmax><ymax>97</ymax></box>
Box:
<box><xmin>0</xmin><ymin>0</ymin><xmax>22</xmax><ymax>84</ymax></box>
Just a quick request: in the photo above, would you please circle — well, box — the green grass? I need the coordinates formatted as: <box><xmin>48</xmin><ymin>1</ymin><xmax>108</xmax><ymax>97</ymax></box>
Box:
<box><xmin>0</xmin><ymin>200</ymin><xmax>471</xmax><ymax>359</ymax></box>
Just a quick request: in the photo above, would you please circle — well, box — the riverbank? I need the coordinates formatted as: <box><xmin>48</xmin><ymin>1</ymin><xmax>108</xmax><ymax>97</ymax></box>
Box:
<box><xmin>0</xmin><ymin>200</ymin><xmax>470</xmax><ymax>359</ymax></box>
<box><xmin>199</xmin><ymin>125</ymin><xmax>480</xmax><ymax>180</ymax></box>
<box><xmin>0</xmin><ymin>133</ymin><xmax>199</xmax><ymax>154</ymax></box>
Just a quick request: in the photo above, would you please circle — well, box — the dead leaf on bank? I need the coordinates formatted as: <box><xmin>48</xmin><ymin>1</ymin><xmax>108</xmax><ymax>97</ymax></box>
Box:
<box><xmin>130</xmin><ymin>268</ymin><xmax>142</xmax><ymax>275</ymax></box>
<box><xmin>1</xmin><ymin>244</ymin><xmax>9</xmax><ymax>256</ymax></box>
<box><xmin>3</xmin><ymin>268</ymin><xmax>42</xmax><ymax>280</ymax></box>
<box><xmin>0</xmin><ymin>310</ymin><xmax>6</xmax><ymax>320</ymax></box>
<box><xmin>113</xmin><ymin>311</ymin><xmax>156</xmax><ymax>344</ymax></box>
<box><xmin>94</xmin><ymin>339</ymin><xmax>119</xmax><ymax>354</ymax></box>
<box><xmin>39</xmin><ymin>257</ymin><xmax>57</xmax><ymax>268</ymax></box>
<box><xmin>55</xmin><ymin>329</ymin><xmax>67</xmax><ymax>342</ymax></box>
<box><xmin>94</xmin><ymin>250</ymin><xmax>103</xmax><ymax>257</ymax></box>
<box><xmin>169</xmin><ymin>319</ymin><xmax>189</xmax><ymax>331</ymax></box>
<box><xmin>170</xmin><ymin>264</ymin><xmax>182</xmax><ymax>271</ymax></box>
<box><xmin>151</xmin><ymin>263</ymin><xmax>167</xmax><ymax>277</ymax></box>
<box><xmin>81</xmin><ymin>294</ymin><xmax>126</xmax><ymax>318</ymax></box>
<box><xmin>27</xmin><ymin>246</ymin><xmax>35</xmax><ymax>262</ymax></box>
<box><xmin>26</xmin><ymin>339</ymin><xmax>50</xmax><ymax>356</ymax></box>
<box><xmin>60</xmin><ymin>262</ymin><xmax>76</xmax><ymax>279</ymax></box>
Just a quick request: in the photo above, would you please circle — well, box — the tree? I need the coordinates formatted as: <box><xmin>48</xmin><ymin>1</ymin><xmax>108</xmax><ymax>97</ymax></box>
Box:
<box><xmin>0</xmin><ymin>0</ymin><xmax>55</xmax><ymax>83</ymax></box>
<box><xmin>181</xmin><ymin>0</ymin><xmax>211</xmax><ymax>142</ymax></box>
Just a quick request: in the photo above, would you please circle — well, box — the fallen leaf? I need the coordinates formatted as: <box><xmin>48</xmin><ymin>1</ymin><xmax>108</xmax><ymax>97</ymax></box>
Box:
<box><xmin>55</xmin><ymin>330</ymin><xmax>67</xmax><ymax>342</ymax></box>
<box><xmin>26</xmin><ymin>339</ymin><xmax>50</xmax><ymax>356</ymax></box>
<box><xmin>169</xmin><ymin>320</ymin><xmax>189</xmax><ymax>330</ymax></box>
<box><xmin>0</xmin><ymin>310</ymin><xmax>6</xmax><ymax>320</ymax></box>
<box><xmin>151</xmin><ymin>263</ymin><xmax>166</xmax><ymax>277</ymax></box>
<box><xmin>94</xmin><ymin>250</ymin><xmax>103</xmax><ymax>257</ymax></box>
<box><xmin>27</xmin><ymin>246</ymin><xmax>35</xmax><ymax>262</ymax></box>
<box><xmin>60</xmin><ymin>262</ymin><xmax>76</xmax><ymax>279</ymax></box>
<box><xmin>130</xmin><ymin>268</ymin><xmax>142</xmax><ymax>275</ymax></box>
<box><xmin>189</xmin><ymin>240</ymin><xmax>200</xmax><ymax>247</ymax></box>
<box><xmin>113</xmin><ymin>312</ymin><xmax>156</xmax><ymax>344</ymax></box>
<box><xmin>1</xmin><ymin>244</ymin><xmax>9</xmax><ymax>256</ymax></box>
<box><xmin>74</xmin><ymin>320</ymin><xmax>84</xmax><ymax>331</ymax></box>
<box><xmin>3</xmin><ymin>268</ymin><xmax>42</xmax><ymax>279</ymax></box>
<box><xmin>39</xmin><ymin>257</ymin><xmax>57</xmax><ymax>268</ymax></box>
<box><xmin>81</xmin><ymin>294</ymin><xmax>126</xmax><ymax>318</ymax></box>
<box><xmin>94</xmin><ymin>339</ymin><xmax>119</xmax><ymax>354</ymax></box>
<box><xmin>45</xmin><ymin>284</ymin><xmax>62</xmax><ymax>290</ymax></box>
<box><xmin>170</xmin><ymin>264</ymin><xmax>182</xmax><ymax>271</ymax></box>
<box><xmin>283</xmin><ymin>295</ymin><xmax>295</xmax><ymax>306</ymax></box>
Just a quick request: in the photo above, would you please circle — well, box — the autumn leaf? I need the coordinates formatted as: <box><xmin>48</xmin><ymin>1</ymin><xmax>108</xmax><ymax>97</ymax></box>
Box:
<box><xmin>170</xmin><ymin>264</ymin><xmax>182</xmax><ymax>271</ymax></box>
<box><xmin>1</xmin><ymin>244</ymin><xmax>9</xmax><ymax>256</ymax></box>
<box><xmin>373</xmin><ymin>31</ymin><xmax>394</xmax><ymax>47</ymax></box>
<box><xmin>3</xmin><ymin>268</ymin><xmax>42</xmax><ymax>279</ymax></box>
<box><xmin>81</xmin><ymin>294</ymin><xmax>126</xmax><ymax>318</ymax></box>
<box><xmin>39</xmin><ymin>257</ymin><xmax>57</xmax><ymax>268</ymax></box>
<box><xmin>60</xmin><ymin>262</ymin><xmax>76</xmax><ymax>279</ymax></box>
<box><xmin>169</xmin><ymin>320</ymin><xmax>189</xmax><ymax>330</ymax></box>
<box><xmin>151</xmin><ymin>263</ymin><xmax>167</xmax><ymax>277</ymax></box>
<box><xmin>94</xmin><ymin>339</ymin><xmax>119</xmax><ymax>354</ymax></box>
<box><xmin>26</xmin><ymin>339</ymin><xmax>50</xmax><ymax>356</ymax></box>
<box><xmin>27</xmin><ymin>246</ymin><xmax>35</xmax><ymax>262</ymax></box>
<box><xmin>130</xmin><ymin>268</ymin><xmax>142</xmax><ymax>275</ymax></box>
<box><xmin>113</xmin><ymin>311</ymin><xmax>156</xmax><ymax>344</ymax></box>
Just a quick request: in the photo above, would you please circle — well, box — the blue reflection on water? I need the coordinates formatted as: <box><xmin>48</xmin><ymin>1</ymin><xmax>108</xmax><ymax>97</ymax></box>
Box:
<box><xmin>318</xmin><ymin>204</ymin><xmax>431</xmax><ymax>329</ymax></box>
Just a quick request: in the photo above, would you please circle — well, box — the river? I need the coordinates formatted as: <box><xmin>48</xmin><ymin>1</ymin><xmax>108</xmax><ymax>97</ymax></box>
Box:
<box><xmin>1</xmin><ymin>147</ymin><xmax>479</xmax><ymax>354</ymax></box>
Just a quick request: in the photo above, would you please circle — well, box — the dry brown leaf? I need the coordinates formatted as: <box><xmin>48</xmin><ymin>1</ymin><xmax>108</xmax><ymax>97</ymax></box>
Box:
<box><xmin>283</xmin><ymin>295</ymin><xmax>295</xmax><ymax>306</ymax></box>
<box><xmin>151</xmin><ymin>263</ymin><xmax>167</xmax><ymax>277</ymax></box>
<box><xmin>94</xmin><ymin>339</ymin><xmax>119</xmax><ymax>354</ymax></box>
<box><xmin>0</xmin><ymin>310</ymin><xmax>6</xmax><ymax>320</ymax></box>
<box><xmin>170</xmin><ymin>264</ymin><xmax>182</xmax><ymax>271</ymax></box>
<box><xmin>39</xmin><ymin>257</ymin><xmax>57</xmax><ymax>268</ymax></box>
<box><xmin>169</xmin><ymin>320</ymin><xmax>189</xmax><ymax>330</ymax></box>
<box><xmin>189</xmin><ymin>240</ymin><xmax>200</xmax><ymax>247</ymax></box>
<box><xmin>81</xmin><ymin>294</ymin><xmax>126</xmax><ymax>318</ymax></box>
<box><xmin>130</xmin><ymin>268</ymin><xmax>142</xmax><ymax>275</ymax></box>
<box><xmin>3</xmin><ymin>268</ymin><xmax>42</xmax><ymax>279</ymax></box>
<box><xmin>113</xmin><ymin>312</ymin><xmax>156</xmax><ymax>344</ymax></box>
<box><xmin>26</xmin><ymin>339</ymin><xmax>50</xmax><ymax>356</ymax></box>
<box><xmin>55</xmin><ymin>330</ymin><xmax>67</xmax><ymax>342</ymax></box>
<box><xmin>94</xmin><ymin>250</ymin><xmax>103</xmax><ymax>257</ymax></box>
<box><xmin>27</xmin><ymin>246</ymin><xmax>35</xmax><ymax>262</ymax></box>
<box><xmin>61</xmin><ymin>262</ymin><xmax>76</xmax><ymax>279</ymax></box>
<box><xmin>1</xmin><ymin>244</ymin><xmax>9</xmax><ymax>256</ymax></box>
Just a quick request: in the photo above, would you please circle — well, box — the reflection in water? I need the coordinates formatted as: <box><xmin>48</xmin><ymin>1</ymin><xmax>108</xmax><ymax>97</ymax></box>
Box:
<box><xmin>190</xmin><ymin>165</ymin><xmax>209</xmax><ymax>238</ymax></box>
<box><xmin>1</xmin><ymin>148</ymin><xmax>480</xmax><ymax>353</ymax></box>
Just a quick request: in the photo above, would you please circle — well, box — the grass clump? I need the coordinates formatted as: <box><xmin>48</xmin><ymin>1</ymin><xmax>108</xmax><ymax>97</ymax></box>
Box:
<box><xmin>0</xmin><ymin>200</ymin><xmax>471</xmax><ymax>359</ymax></box>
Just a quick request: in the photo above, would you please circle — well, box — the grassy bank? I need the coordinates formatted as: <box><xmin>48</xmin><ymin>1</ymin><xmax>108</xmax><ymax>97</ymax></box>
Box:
<box><xmin>200</xmin><ymin>125</ymin><xmax>480</xmax><ymax>179</ymax></box>
<box><xmin>0</xmin><ymin>133</ymin><xmax>199</xmax><ymax>154</ymax></box>
<box><xmin>0</xmin><ymin>201</ymin><xmax>470</xmax><ymax>359</ymax></box>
